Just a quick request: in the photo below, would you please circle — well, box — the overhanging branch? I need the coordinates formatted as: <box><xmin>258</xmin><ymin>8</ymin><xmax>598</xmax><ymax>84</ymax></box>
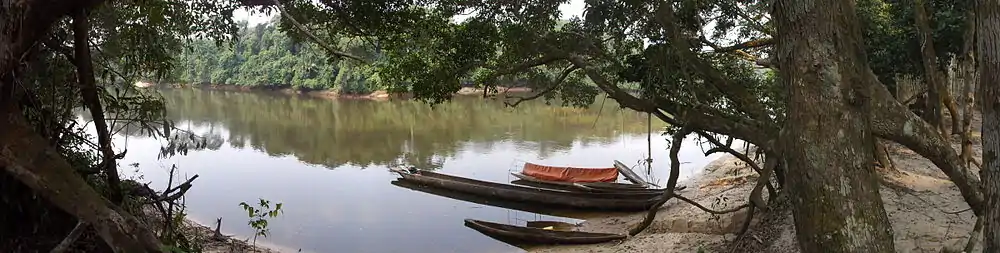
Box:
<box><xmin>272</xmin><ymin>0</ymin><xmax>366</xmax><ymax>62</ymax></box>
<box><xmin>654</xmin><ymin>3</ymin><xmax>774</xmax><ymax>124</ymax></box>
<box><xmin>503</xmin><ymin>65</ymin><xmax>579</xmax><ymax>107</ymax></box>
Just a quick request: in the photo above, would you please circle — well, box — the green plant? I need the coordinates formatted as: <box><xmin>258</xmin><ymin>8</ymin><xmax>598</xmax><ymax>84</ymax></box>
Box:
<box><xmin>239</xmin><ymin>198</ymin><xmax>283</xmax><ymax>247</ymax></box>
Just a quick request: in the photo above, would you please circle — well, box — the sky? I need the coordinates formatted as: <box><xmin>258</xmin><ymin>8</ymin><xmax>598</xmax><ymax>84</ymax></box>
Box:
<box><xmin>232</xmin><ymin>0</ymin><xmax>587</xmax><ymax>26</ymax></box>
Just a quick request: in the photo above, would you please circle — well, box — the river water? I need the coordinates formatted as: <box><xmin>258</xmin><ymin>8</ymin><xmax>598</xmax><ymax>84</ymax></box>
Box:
<box><xmin>100</xmin><ymin>88</ymin><xmax>729</xmax><ymax>253</ymax></box>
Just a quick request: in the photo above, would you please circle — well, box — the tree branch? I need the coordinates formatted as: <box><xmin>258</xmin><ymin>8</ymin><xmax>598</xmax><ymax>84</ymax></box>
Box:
<box><xmin>272</xmin><ymin>0</ymin><xmax>366</xmax><ymax>62</ymax></box>
<box><xmin>50</xmin><ymin>222</ymin><xmax>87</xmax><ymax>253</ymax></box>
<box><xmin>654</xmin><ymin>3</ymin><xmax>775</xmax><ymax>123</ymax></box>
<box><xmin>714</xmin><ymin>0</ymin><xmax>771</xmax><ymax>34</ymax></box>
<box><xmin>74</xmin><ymin>8</ymin><xmax>124</xmax><ymax>204</ymax></box>
<box><xmin>503</xmin><ymin>65</ymin><xmax>579</xmax><ymax>107</ymax></box>
<box><xmin>714</xmin><ymin>38</ymin><xmax>774</xmax><ymax>53</ymax></box>
<box><xmin>674</xmin><ymin>194</ymin><xmax>751</xmax><ymax>215</ymax></box>
<box><xmin>866</xmin><ymin>70</ymin><xmax>984</xmax><ymax>215</ymax></box>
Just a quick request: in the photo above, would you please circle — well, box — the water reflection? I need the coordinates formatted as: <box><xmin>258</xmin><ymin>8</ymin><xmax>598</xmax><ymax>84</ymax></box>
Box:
<box><xmin>101</xmin><ymin>89</ymin><xmax>725</xmax><ymax>253</ymax></box>
<box><xmin>144</xmin><ymin>89</ymin><xmax>659</xmax><ymax>170</ymax></box>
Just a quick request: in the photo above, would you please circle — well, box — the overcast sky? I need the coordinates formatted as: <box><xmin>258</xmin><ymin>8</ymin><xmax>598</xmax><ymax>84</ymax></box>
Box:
<box><xmin>232</xmin><ymin>0</ymin><xmax>587</xmax><ymax>26</ymax></box>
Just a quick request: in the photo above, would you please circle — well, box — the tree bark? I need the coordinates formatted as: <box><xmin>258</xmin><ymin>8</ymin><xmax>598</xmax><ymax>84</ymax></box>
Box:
<box><xmin>73</xmin><ymin>8</ymin><xmax>123</xmax><ymax>204</ymax></box>
<box><xmin>775</xmin><ymin>0</ymin><xmax>894</xmax><ymax>252</ymax></box>
<box><xmin>960</xmin><ymin>8</ymin><xmax>978</xmax><ymax>170</ymax></box>
<box><xmin>914</xmin><ymin>0</ymin><xmax>949</xmax><ymax>136</ymax></box>
<box><xmin>976</xmin><ymin>0</ymin><xmax>1000</xmax><ymax>250</ymax></box>
<box><xmin>868</xmin><ymin>75</ymin><xmax>985</xmax><ymax>214</ymax></box>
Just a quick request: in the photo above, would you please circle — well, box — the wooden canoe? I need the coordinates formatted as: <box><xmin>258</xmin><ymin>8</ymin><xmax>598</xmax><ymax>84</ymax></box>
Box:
<box><xmin>393</xmin><ymin>170</ymin><xmax>663</xmax><ymax>211</ymax></box>
<box><xmin>390</xmin><ymin>180</ymin><xmax>600</xmax><ymax>219</ymax></box>
<box><xmin>464</xmin><ymin>219</ymin><xmax>626</xmax><ymax>245</ymax></box>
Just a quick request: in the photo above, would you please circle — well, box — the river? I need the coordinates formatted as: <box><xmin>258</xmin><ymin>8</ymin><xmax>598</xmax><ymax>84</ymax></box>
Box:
<box><xmin>97</xmin><ymin>88</ymin><xmax>729</xmax><ymax>253</ymax></box>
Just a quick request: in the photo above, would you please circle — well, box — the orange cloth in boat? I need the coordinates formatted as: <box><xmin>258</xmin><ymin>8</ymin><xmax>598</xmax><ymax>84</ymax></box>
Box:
<box><xmin>521</xmin><ymin>163</ymin><xmax>619</xmax><ymax>183</ymax></box>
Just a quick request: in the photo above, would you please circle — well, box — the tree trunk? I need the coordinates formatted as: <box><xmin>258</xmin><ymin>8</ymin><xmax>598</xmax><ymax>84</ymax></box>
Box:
<box><xmin>0</xmin><ymin>100</ymin><xmax>165</xmax><ymax>253</ymax></box>
<box><xmin>976</xmin><ymin>0</ymin><xmax>1000</xmax><ymax>251</ymax></box>
<box><xmin>73</xmin><ymin>8</ymin><xmax>123</xmax><ymax>204</ymax></box>
<box><xmin>774</xmin><ymin>0</ymin><xmax>894</xmax><ymax>252</ymax></box>
<box><xmin>914</xmin><ymin>0</ymin><xmax>949</xmax><ymax>137</ymax></box>
<box><xmin>960</xmin><ymin>8</ymin><xmax>977</xmax><ymax>169</ymax></box>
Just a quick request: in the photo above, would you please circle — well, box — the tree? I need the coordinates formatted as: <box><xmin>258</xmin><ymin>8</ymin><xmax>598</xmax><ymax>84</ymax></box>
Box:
<box><xmin>2</xmin><ymin>0</ymin><xmax>242</xmax><ymax>251</ymax></box>
<box><xmin>775</xmin><ymin>0</ymin><xmax>894</xmax><ymax>251</ymax></box>
<box><xmin>977</xmin><ymin>0</ymin><xmax>1000</xmax><ymax>250</ymax></box>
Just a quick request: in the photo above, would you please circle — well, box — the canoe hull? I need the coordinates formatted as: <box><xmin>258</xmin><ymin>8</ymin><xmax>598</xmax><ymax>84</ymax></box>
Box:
<box><xmin>464</xmin><ymin>219</ymin><xmax>625</xmax><ymax>245</ymax></box>
<box><xmin>396</xmin><ymin>170</ymin><xmax>660</xmax><ymax>211</ymax></box>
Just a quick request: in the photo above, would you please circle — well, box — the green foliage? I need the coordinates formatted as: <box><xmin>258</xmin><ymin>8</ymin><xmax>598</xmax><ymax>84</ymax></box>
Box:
<box><xmin>859</xmin><ymin>0</ymin><xmax>972</xmax><ymax>89</ymax></box>
<box><xmin>239</xmin><ymin>198</ymin><xmax>283</xmax><ymax>247</ymax></box>
<box><xmin>170</xmin><ymin>19</ymin><xmax>384</xmax><ymax>93</ymax></box>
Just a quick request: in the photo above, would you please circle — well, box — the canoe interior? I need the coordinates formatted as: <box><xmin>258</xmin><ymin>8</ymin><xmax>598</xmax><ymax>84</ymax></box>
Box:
<box><xmin>511</xmin><ymin>172</ymin><xmax>646</xmax><ymax>190</ymax></box>
<box><xmin>511</xmin><ymin>172</ymin><xmax>668</xmax><ymax>195</ymax></box>
<box><xmin>464</xmin><ymin>219</ymin><xmax>626</xmax><ymax>245</ymax></box>
<box><xmin>525</xmin><ymin>221</ymin><xmax>580</xmax><ymax>230</ymax></box>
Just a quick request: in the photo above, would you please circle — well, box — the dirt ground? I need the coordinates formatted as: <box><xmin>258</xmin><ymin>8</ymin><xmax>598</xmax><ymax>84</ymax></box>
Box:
<box><xmin>532</xmin><ymin>115</ymin><xmax>984</xmax><ymax>253</ymax></box>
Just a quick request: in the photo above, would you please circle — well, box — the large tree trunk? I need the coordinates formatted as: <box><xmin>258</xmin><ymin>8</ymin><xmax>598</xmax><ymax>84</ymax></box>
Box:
<box><xmin>976</xmin><ymin>0</ymin><xmax>1000</xmax><ymax>250</ymax></box>
<box><xmin>774</xmin><ymin>0</ymin><xmax>894</xmax><ymax>252</ymax></box>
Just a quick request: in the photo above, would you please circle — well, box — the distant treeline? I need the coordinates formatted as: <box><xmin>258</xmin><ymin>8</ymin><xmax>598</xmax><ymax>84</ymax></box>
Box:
<box><xmin>168</xmin><ymin>19</ymin><xmax>381</xmax><ymax>94</ymax></box>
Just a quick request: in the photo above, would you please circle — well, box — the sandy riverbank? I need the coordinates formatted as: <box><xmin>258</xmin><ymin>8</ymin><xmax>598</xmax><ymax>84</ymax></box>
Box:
<box><xmin>532</xmin><ymin>119</ymin><xmax>984</xmax><ymax>252</ymax></box>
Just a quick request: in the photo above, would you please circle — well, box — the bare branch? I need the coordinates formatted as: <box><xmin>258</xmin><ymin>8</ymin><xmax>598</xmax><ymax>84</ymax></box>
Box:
<box><xmin>674</xmin><ymin>194</ymin><xmax>751</xmax><ymax>215</ymax></box>
<box><xmin>714</xmin><ymin>1</ymin><xmax>771</xmax><ymax>34</ymax></box>
<box><xmin>272</xmin><ymin>0</ymin><xmax>366</xmax><ymax>62</ymax></box>
<box><xmin>50</xmin><ymin>222</ymin><xmax>87</xmax><ymax>253</ymax></box>
<box><xmin>504</xmin><ymin>65</ymin><xmax>579</xmax><ymax>107</ymax></box>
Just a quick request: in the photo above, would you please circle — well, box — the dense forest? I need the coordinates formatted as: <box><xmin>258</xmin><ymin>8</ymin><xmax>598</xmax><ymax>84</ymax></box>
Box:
<box><xmin>169</xmin><ymin>18</ymin><xmax>380</xmax><ymax>94</ymax></box>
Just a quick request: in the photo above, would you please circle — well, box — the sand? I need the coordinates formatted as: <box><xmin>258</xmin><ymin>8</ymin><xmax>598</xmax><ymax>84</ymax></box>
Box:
<box><xmin>532</xmin><ymin>117</ymin><xmax>984</xmax><ymax>253</ymax></box>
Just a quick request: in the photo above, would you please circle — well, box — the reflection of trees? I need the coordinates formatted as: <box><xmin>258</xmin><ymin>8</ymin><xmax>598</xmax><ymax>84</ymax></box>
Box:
<box><xmin>156</xmin><ymin>88</ymin><xmax>661</xmax><ymax>169</ymax></box>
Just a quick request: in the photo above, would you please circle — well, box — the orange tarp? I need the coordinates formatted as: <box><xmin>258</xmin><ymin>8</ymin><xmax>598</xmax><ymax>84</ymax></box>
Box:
<box><xmin>522</xmin><ymin>163</ymin><xmax>619</xmax><ymax>183</ymax></box>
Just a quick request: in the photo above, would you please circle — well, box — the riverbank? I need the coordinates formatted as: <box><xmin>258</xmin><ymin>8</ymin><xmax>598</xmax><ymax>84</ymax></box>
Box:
<box><xmin>152</xmin><ymin>83</ymin><xmax>532</xmax><ymax>101</ymax></box>
<box><xmin>532</xmin><ymin>117</ymin><xmax>984</xmax><ymax>252</ymax></box>
<box><xmin>138</xmin><ymin>206</ymin><xmax>284</xmax><ymax>253</ymax></box>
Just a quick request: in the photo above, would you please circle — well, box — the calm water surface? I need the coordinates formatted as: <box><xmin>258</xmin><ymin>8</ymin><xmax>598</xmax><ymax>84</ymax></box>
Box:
<box><xmin>102</xmin><ymin>89</ymin><xmax>729</xmax><ymax>253</ymax></box>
